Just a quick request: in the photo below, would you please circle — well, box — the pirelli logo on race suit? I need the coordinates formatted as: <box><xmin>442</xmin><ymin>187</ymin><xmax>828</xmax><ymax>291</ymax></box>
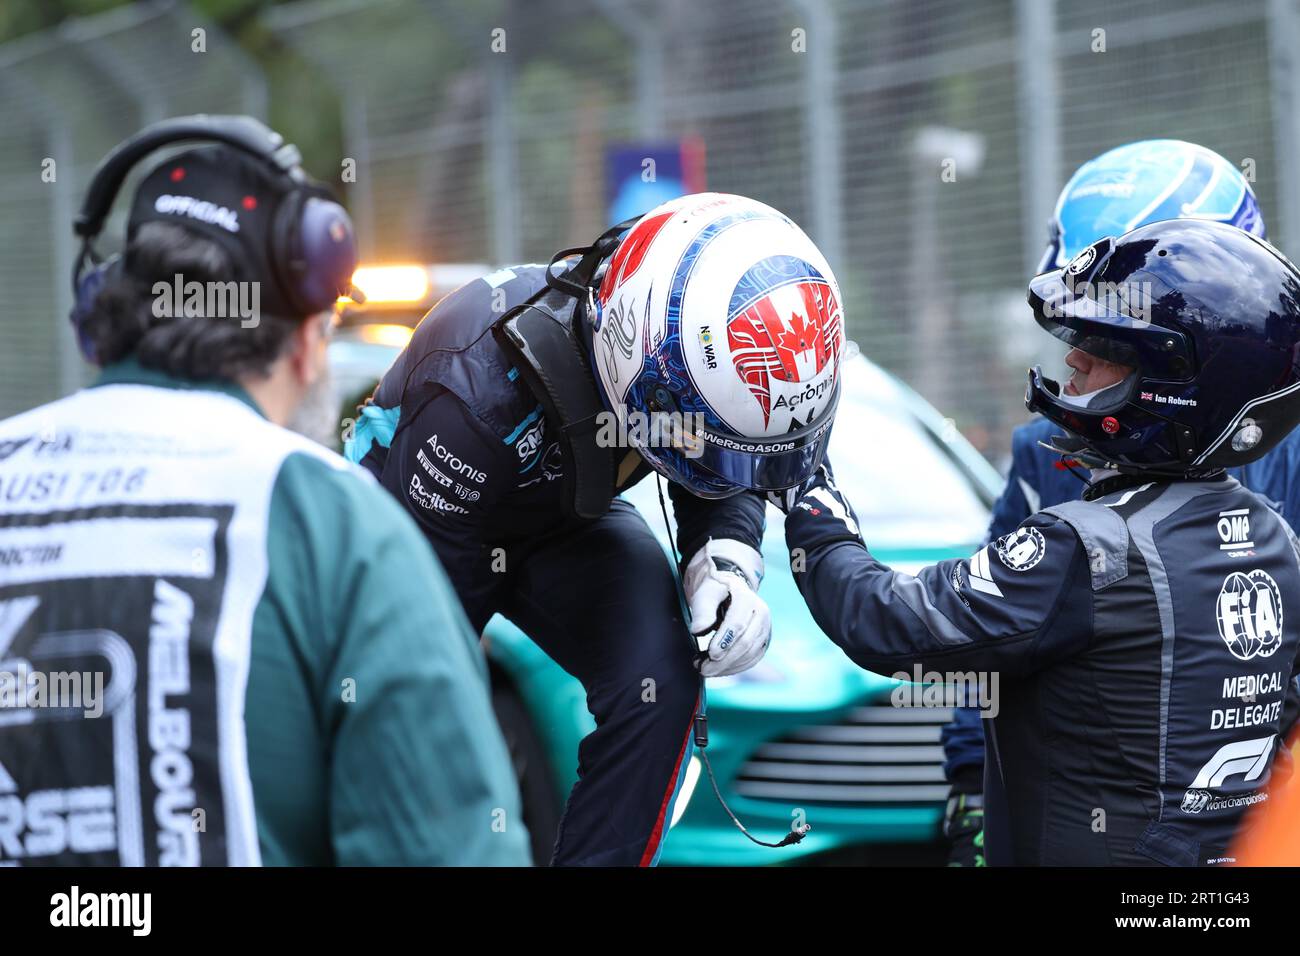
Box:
<box><xmin>0</xmin><ymin>503</ymin><xmax>234</xmax><ymax>866</ymax></box>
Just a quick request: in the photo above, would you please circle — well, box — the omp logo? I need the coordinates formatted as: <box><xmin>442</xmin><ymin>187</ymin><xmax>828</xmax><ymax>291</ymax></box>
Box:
<box><xmin>516</xmin><ymin>419</ymin><xmax>545</xmax><ymax>464</ymax></box>
<box><xmin>1217</xmin><ymin>509</ymin><xmax>1253</xmax><ymax>550</ymax></box>
<box><xmin>1216</xmin><ymin>570</ymin><xmax>1283</xmax><ymax>661</ymax></box>
<box><xmin>1191</xmin><ymin>734</ymin><xmax>1275</xmax><ymax>789</ymax></box>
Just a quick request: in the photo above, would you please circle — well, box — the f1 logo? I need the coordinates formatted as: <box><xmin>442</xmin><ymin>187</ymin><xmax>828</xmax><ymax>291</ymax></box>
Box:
<box><xmin>1190</xmin><ymin>734</ymin><xmax>1276</xmax><ymax>789</ymax></box>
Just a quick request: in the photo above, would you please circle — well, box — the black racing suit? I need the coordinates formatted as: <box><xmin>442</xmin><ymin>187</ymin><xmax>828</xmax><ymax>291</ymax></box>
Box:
<box><xmin>346</xmin><ymin>264</ymin><xmax>764</xmax><ymax>866</ymax></box>
<box><xmin>787</xmin><ymin>473</ymin><xmax>1300</xmax><ymax>865</ymax></box>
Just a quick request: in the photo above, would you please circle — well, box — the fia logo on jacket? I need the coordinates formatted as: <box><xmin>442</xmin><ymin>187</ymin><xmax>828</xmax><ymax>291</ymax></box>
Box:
<box><xmin>1216</xmin><ymin>569</ymin><xmax>1283</xmax><ymax>661</ymax></box>
<box><xmin>995</xmin><ymin>527</ymin><xmax>1046</xmax><ymax>572</ymax></box>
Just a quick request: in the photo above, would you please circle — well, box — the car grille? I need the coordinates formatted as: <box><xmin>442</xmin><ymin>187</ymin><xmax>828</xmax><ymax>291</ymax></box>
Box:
<box><xmin>734</xmin><ymin>703</ymin><xmax>954</xmax><ymax>805</ymax></box>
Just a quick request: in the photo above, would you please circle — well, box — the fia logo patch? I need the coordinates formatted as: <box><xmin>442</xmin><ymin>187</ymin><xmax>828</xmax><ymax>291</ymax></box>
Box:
<box><xmin>995</xmin><ymin>527</ymin><xmax>1046</xmax><ymax>572</ymax></box>
<box><xmin>1066</xmin><ymin>244</ymin><xmax>1097</xmax><ymax>276</ymax></box>
<box><xmin>1216</xmin><ymin>570</ymin><xmax>1283</xmax><ymax>661</ymax></box>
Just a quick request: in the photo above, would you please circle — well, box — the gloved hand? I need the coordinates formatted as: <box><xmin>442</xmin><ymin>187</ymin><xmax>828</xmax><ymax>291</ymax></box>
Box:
<box><xmin>764</xmin><ymin>476</ymin><xmax>818</xmax><ymax>514</ymax></box>
<box><xmin>766</xmin><ymin>458</ymin><xmax>844</xmax><ymax>513</ymax></box>
<box><xmin>943</xmin><ymin>770</ymin><xmax>986</xmax><ymax>867</ymax></box>
<box><xmin>683</xmin><ymin>538</ymin><xmax>771</xmax><ymax>678</ymax></box>
<box><xmin>776</xmin><ymin>461</ymin><xmax>863</xmax><ymax>553</ymax></box>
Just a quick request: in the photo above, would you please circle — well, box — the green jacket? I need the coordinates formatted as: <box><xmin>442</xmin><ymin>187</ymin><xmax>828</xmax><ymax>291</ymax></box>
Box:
<box><xmin>0</xmin><ymin>359</ymin><xmax>528</xmax><ymax>866</ymax></box>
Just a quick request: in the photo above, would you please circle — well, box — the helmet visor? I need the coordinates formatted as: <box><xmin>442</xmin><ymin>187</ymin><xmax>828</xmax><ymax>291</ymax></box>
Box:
<box><xmin>637</xmin><ymin>384</ymin><xmax>839</xmax><ymax>495</ymax></box>
<box><xmin>1027</xmin><ymin>263</ymin><xmax>1195</xmax><ymax>379</ymax></box>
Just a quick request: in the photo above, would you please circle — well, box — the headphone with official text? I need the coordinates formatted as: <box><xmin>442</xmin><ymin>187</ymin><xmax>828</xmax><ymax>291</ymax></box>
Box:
<box><xmin>70</xmin><ymin>114</ymin><xmax>357</xmax><ymax>361</ymax></box>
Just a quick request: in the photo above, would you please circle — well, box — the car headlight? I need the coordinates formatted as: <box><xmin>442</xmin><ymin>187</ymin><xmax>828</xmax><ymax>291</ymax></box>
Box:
<box><xmin>670</xmin><ymin>756</ymin><xmax>702</xmax><ymax>829</ymax></box>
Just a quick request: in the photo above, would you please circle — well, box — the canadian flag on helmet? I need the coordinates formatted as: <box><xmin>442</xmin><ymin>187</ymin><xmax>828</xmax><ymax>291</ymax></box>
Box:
<box><xmin>729</xmin><ymin>277</ymin><xmax>842</xmax><ymax>426</ymax></box>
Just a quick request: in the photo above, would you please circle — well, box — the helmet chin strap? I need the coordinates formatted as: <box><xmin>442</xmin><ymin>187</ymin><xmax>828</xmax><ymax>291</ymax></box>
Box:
<box><xmin>1031</xmin><ymin>371</ymin><xmax>1137</xmax><ymax>474</ymax></box>
<box><xmin>1054</xmin><ymin>372</ymin><xmax>1135</xmax><ymax>410</ymax></box>
<box><xmin>1034</xmin><ymin>435</ymin><xmax>1103</xmax><ymax>486</ymax></box>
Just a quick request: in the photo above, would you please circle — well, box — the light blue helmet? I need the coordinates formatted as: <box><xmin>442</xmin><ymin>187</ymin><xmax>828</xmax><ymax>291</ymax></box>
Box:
<box><xmin>1040</xmin><ymin>139</ymin><xmax>1266</xmax><ymax>273</ymax></box>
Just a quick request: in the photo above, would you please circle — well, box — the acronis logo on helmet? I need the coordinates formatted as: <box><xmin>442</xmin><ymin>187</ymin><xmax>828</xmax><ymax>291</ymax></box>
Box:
<box><xmin>727</xmin><ymin>255</ymin><xmax>842</xmax><ymax>429</ymax></box>
<box><xmin>1041</xmin><ymin>139</ymin><xmax>1266</xmax><ymax>272</ymax></box>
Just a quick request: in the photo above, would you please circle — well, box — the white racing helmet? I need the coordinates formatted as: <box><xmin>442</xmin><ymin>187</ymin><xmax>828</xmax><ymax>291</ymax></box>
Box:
<box><xmin>589</xmin><ymin>192</ymin><xmax>844</xmax><ymax>497</ymax></box>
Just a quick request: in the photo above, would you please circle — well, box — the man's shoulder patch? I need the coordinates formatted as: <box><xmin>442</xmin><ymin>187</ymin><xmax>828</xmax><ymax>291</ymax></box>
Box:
<box><xmin>965</xmin><ymin>545</ymin><xmax>1004</xmax><ymax>597</ymax></box>
<box><xmin>995</xmin><ymin>527</ymin><xmax>1047</xmax><ymax>571</ymax></box>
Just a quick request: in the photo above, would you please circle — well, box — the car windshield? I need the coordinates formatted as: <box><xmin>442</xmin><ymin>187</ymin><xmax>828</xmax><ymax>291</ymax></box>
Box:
<box><xmin>825</xmin><ymin>396</ymin><xmax>990</xmax><ymax>551</ymax></box>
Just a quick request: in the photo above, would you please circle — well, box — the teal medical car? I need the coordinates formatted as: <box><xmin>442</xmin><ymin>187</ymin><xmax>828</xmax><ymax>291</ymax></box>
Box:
<box><xmin>329</xmin><ymin>269</ymin><xmax>1002</xmax><ymax>865</ymax></box>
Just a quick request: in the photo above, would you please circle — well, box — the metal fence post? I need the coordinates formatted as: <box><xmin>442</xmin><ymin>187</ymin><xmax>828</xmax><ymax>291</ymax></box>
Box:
<box><xmin>59</xmin><ymin>10</ymin><xmax>167</xmax><ymax>126</ymax></box>
<box><xmin>1015</xmin><ymin>0</ymin><xmax>1059</xmax><ymax>276</ymax></box>
<box><xmin>265</xmin><ymin>0</ymin><xmax>380</xmax><ymax>254</ymax></box>
<box><xmin>591</xmin><ymin>0</ymin><xmax>665</xmax><ymax>139</ymax></box>
<box><xmin>167</xmin><ymin>1</ymin><xmax>270</xmax><ymax>120</ymax></box>
<box><xmin>486</xmin><ymin>38</ymin><xmax>520</xmax><ymax>266</ymax></box>
<box><xmin>1269</xmin><ymin>0</ymin><xmax>1300</xmax><ymax>251</ymax></box>
<box><xmin>790</xmin><ymin>0</ymin><xmax>843</xmax><ymax>271</ymax></box>
<box><xmin>0</xmin><ymin>70</ymin><xmax>82</xmax><ymax>396</ymax></box>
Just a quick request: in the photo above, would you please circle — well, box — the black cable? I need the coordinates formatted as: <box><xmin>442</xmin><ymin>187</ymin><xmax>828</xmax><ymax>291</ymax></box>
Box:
<box><xmin>699</xmin><ymin>744</ymin><xmax>810</xmax><ymax>848</ymax></box>
<box><xmin>654</xmin><ymin>474</ymin><xmax>809</xmax><ymax>850</ymax></box>
<box><xmin>1061</xmin><ymin>459</ymin><xmax>1092</xmax><ymax>488</ymax></box>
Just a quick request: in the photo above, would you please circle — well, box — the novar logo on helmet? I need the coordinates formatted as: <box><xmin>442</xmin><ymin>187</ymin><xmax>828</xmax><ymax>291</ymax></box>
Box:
<box><xmin>697</xmin><ymin>326</ymin><xmax>719</xmax><ymax>371</ymax></box>
<box><xmin>1216</xmin><ymin>569</ymin><xmax>1283</xmax><ymax>661</ymax></box>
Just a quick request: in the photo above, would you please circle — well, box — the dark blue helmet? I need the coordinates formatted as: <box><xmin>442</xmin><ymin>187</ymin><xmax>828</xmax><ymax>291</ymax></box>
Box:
<box><xmin>1026</xmin><ymin>219</ymin><xmax>1300</xmax><ymax>475</ymax></box>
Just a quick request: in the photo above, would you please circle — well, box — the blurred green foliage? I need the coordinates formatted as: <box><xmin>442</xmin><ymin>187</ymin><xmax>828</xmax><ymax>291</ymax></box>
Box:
<box><xmin>0</xmin><ymin>0</ymin><xmax>343</xmax><ymax>178</ymax></box>
<box><xmin>0</xmin><ymin>0</ymin><xmax>120</xmax><ymax>40</ymax></box>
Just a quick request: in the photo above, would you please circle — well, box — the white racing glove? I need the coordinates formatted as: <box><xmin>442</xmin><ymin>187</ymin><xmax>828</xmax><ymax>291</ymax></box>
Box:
<box><xmin>683</xmin><ymin>538</ymin><xmax>771</xmax><ymax>678</ymax></box>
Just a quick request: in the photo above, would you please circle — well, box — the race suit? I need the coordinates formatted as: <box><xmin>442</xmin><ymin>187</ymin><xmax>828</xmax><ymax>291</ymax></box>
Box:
<box><xmin>0</xmin><ymin>359</ymin><xmax>527</xmax><ymax>866</ymax></box>
<box><xmin>942</xmin><ymin>416</ymin><xmax>1300</xmax><ymax>791</ymax></box>
<box><xmin>346</xmin><ymin>264</ymin><xmax>766</xmax><ymax>867</ymax></box>
<box><xmin>789</xmin><ymin>472</ymin><xmax>1300</xmax><ymax>865</ymax></box>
